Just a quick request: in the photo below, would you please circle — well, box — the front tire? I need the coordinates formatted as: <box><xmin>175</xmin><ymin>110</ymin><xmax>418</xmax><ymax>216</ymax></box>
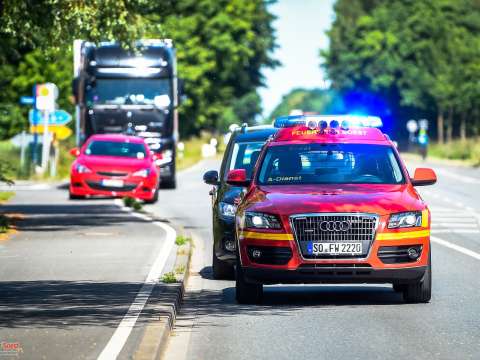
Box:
<box><xmin>235</xmin><ymin>257</ymin><xmax>263</xmax><ymax>304</ymax></box>
<box><xmin>212</xmin><ymin>247</ymin><xmax>234</xmax><ymax>280</ymax></box>
<box><xmin>403</xmin><ymin>253</ymin><xmax>432</xmax><ymax>303</ymax></box>
<box><xmin>69</xmin><ymin>191</ymin><xmax>85</xmax><ymax>200</ymax></box>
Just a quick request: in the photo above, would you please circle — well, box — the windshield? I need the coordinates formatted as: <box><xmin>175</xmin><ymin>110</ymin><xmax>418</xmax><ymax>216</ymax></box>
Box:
<box><xmin>86</xmin><ymin>78</ymin><xmax>171</xmax><ymax>106</ymax></box>
<box><xmin>228</xmin><ymin>141</ymin><xmax>264</xmax><ymax>179</ymax></box>
<box><xmin>257</xmin><ymin>143</ymin><xmax>405</xmax><ymax>185</ymax></box>
<box><xmin>85</xmin><ymin>141</ymin><xmax>147</xmax><ymax>159</ymax></box>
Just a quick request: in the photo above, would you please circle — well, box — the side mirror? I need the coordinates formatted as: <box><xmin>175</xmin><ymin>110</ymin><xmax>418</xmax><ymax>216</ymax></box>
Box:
<box><xmin>203</xmin><ymin>170</ymin><xmax>219</xmax><ymax>185</ymax></box>
<box><xmin>69</xmin><ymin>148</ymin><xmax>80</xmax><ymax>157</ymax></box>
<box><xmin>226</xmin><ymin>169</ymin><xmax>251</xmax><ymax>187</ymax></box>
<box><xmin>411</xmin><ymin>168</ymin><xmax>437</xmax><ymax>186</ymax></box>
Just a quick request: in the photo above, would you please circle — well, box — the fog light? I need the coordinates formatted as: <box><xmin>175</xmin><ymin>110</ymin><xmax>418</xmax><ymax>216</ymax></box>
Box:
<box><xmin>252</xmin><ymin>249</ymin><xmax>262</xmax><ymax>258</ymax></box>
<box><xmin>224</xmin><ymin>240</ymin><xmax>236</xmax><ymax>252</ymax></box>
<box><xmin>407</xmin><ymin>247</ymin><xmax>420</xmax><ymax>260</ymax></box>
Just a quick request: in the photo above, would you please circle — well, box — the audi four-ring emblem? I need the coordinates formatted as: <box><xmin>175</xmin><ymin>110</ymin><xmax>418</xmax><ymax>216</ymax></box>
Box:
<box><xmin>319</xmin><ymin>220</ymin><xmax>351</xmax><ymax>232</ymax></box>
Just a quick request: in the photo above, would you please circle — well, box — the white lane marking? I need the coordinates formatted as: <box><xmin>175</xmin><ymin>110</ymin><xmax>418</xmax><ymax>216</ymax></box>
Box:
<box><xmin>433</xmin><ymin>168</ymin><xmax>480</xmax><ymax>184</ymax></box>
<box><xmin>433</xmin><ymin>217</ymin><xmax>477</xmax><ymax>222</ymax></box>
<box><xmin>434</xmin><ymin>223</ymin><xmax>478</xmax><ymax>228</ymax></box>
<box><xmin>432</xmin><ymin>229</ymin><xmax>480</xmax><ymax>234</ymax></box>
<box><xmin>98</xmin><ymin>203</ymin><xmax>176</xmax><ymax>360</ymax></box>
<box><xmin>431</xmin><ymin>236</ymin><xmax>480</xmax><ymax>261</ymax></box>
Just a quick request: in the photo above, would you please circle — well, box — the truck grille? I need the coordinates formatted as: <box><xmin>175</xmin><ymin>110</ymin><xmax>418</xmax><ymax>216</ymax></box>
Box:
<box><xmin>290</xmin><ymin>213</ymin><xmax>378</xmax><ymax>259</ymax></box>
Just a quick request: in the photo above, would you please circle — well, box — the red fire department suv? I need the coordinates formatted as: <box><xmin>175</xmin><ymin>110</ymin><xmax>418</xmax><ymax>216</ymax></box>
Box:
<box><xmin>227</xmin><ymin>115</ymin><xmax>436</xmax><ymax>304</ymax></box>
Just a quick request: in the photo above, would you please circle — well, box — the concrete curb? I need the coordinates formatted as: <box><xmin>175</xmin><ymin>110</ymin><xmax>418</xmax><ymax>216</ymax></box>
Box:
<box><xmin>132</xmin><ymin>211</ymin><xmax>193</xmax><ymax>360</ymax></box>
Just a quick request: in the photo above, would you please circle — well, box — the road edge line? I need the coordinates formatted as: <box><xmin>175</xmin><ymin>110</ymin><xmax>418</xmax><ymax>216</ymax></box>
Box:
<box><xmin>431</xmin><ymin>236</ymin><xmax>480</xmax><ymax>261</ymax></box>
<box><xmin>97</xmin><ymin>202</ymin><xmax>177</xmax><ymax>360</ymax></box>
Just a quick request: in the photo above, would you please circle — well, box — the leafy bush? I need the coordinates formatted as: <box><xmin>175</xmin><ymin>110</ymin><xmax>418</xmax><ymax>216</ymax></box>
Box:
<box><xmin>161</xmin><ymin>272</ymin><xmax>177</xmax><ymax>284</ymax></box>
<box><xmin>175</xmin><ymin>235</ymin><xmax>190</xmax><ymax>246</ymax></box>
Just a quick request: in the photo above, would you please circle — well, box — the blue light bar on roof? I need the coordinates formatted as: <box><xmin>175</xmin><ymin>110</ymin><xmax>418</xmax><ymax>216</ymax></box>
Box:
<box><xmin>274</xmin><ymin>115</ymin><xmax>383</xmax><ymax>129</ymax></box>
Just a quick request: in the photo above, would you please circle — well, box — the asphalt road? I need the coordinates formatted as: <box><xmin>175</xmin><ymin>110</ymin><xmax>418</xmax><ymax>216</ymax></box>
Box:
<box><xmin>154</xmin><ymin>157</ymin><xmax>480</xmax><ymax>360</ymax></box>
<box><xmin>0</xmin><ymin>185</ymin><xmax>175</xmax><ymax>359</ymax></box>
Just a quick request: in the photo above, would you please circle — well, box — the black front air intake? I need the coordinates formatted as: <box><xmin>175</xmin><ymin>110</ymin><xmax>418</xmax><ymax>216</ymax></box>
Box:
<box><xmin>247</xmin><ymin>246</ymin><xmax>292</xmax><ymax>265</ymax></box>
<box><xmin>378</xmin><ymin>245</ymin><xmax>423</xmax><ymax>264</ymax></box>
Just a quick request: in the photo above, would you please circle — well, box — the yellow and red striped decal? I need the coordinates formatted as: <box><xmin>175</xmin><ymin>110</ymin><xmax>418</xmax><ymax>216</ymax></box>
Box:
<box><xmin>376</xmin><ymin>229</ymin><xmax>430</xmax><ymax>241</ymax></box>
<box><xmin>243</xmin><ymin>231</ymin><xmax>294</xmax><ymax>241</ymax></box>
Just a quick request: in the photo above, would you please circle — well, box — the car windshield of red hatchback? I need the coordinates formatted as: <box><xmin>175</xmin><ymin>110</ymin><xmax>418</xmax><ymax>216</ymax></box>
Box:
<box><xmin>85</xmin><ymin>140</ymin><xmax>147</xmax><ymax>159</ymax></box>
<box><xmin>257</xmin><ymin>143</ymin><xmax>405</xmax><ymax>185</ymax></box>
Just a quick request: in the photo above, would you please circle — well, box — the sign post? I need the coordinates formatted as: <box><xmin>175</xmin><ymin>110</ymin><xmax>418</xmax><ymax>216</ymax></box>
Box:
<box><xmin>35</xmin><ymin>83</ymin><xmax>58</xmax><ymax>173</ymax></box>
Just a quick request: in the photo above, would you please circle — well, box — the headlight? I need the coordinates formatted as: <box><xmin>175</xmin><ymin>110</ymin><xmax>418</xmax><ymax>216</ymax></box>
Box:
<box><xmin>388</xmin><ymin>211</ymin><xmax>422</xmax><ymax>229</ymax></box>
<box><xmin>155</xmin><ymin>149</ymin><xmax>173</xmax><ymax>166</ymax></box>
<box><xmin>75</xmin><ymin>164</ymin><xmax>92</xmax><ymax>174</ymax></box>
<box><xmin>245</xmin><ymin>212</ymin><xmax>282</xmax><ymax>229</ymax></box>
<box><xmin>219</xmin><ymin>202</ymin><xmax>236</xmax><ymax>218</ymax></box>
<box><xmin>133</xmin><ymin>168</ymin><xmax>150</xmax><ymax>177</ymax></box>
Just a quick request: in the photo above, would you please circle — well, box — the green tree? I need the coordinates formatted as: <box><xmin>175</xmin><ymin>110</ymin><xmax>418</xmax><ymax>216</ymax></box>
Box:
<box><xmin>269</xmin><ymin>88</ymin><xmax>344</xmax><ymax>121</ymax></box>
<box><xmin>145</xmin><ymin>0</ymin><xmax>278</xmax><ymax>135</ymax></box>
<box><xmin>322</xmin><ymin>0</ymin><xmax>480</xmax><ymax>143</ymax></box>
<box><xmin>0</xmin><ymin>0</ymin><xmax>278</xmax><ymax>139</ymax></box>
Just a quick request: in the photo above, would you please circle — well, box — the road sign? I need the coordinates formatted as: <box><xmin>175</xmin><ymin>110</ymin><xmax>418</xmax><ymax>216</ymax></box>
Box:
<box><xmin>49</xmin><ymin>110</ymin><xmax>72</xmax><ymax>125</ymax></box>
<box><xmin>418</xmin><ymin>119</ymin><xmax>429</xmax><ymax>130</ymax></box>
<box><xmin>35</xmin><ymin>83</ymin><xmax>58</xmax><ymax>111</ymax></box>
<box><xmin>406</xmin><ymin>119</ymin><xmax>418</xmax><ymax>133</ymax></box>
<box><xmin>20</xmin><ymin>96</ymin><xmax>35</xmax><ymax>105</ymax></box>
<box><xmin>29</xmin><ymin>109</ymin><xmax>72</xmax><ymax>126</ymax></box>
<box><xmin>10</xmin><ymin>132</ymin><xmax>35</xmax><ymax>147</ymax></box>
<box><xmin>30</xmin><ymin>124</ymin><xmax>72</xmax><ymax>140</ymax></box>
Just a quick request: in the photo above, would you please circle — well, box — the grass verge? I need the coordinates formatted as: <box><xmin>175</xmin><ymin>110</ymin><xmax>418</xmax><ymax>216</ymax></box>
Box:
<box><xmin>428</xmin><ymin>139</ymin><xmax>480</xmax><ymax>166</ymax></box>
<box><xmin>0</xmin><ymin>191</ymin><xmax>15</xmax><ymax>203</ymax></box>
<box><xmin>177</xmin><ymin>134</ymin><xmax>225</xmax><ymax>171</ymax></box>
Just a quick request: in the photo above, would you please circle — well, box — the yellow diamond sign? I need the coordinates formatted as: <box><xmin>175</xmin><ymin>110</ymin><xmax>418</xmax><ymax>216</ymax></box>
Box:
<box><xmin>30</xmin><ymin>125</ymin><xmax>72</xmax><ymax>140</ymax></box>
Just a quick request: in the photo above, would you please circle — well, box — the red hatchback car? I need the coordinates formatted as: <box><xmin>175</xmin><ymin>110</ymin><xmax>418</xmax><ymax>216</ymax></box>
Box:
<box><xmin>69</xmin><ymin>134</ymin><xmax>160</xmax><ymax>203</ymax></box>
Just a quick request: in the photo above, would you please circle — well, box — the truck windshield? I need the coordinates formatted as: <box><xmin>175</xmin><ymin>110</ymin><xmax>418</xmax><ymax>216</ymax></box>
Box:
<box><xmin>86</xmin><ymin>78</ymin><xmax>171</xmax><ymax>106</ymax></box>
<box><xmin>85</xmin><ymin>141</ymin><xmax>147</xmax><ymax>159</ymax></box>
<box><xmin>257</xmin><ymin>143</ymin><xmax>405</xmax><ymax>185</ymax></box>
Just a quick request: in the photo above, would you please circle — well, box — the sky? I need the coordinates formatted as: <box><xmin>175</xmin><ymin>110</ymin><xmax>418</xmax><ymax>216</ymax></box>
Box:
<box><xmin>259</xmin><ymin>0</ymin><xmax>336</xmax><ymax>117</ymax></box>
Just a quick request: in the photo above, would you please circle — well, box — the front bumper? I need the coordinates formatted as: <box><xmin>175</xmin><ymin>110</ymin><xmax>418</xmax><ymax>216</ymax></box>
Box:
<box><xmin>214</xmin><ymin>216</ymin><xmax>237</xmax><ymax>264</ymax></box>
<box><xmin>243</xmin><ymin>265</ymin><xmax>427</xmax><ymax>285</ymax></box>
<box><xmin>238</xmin><ymin>226</ymin><xmax>431</xmax><ymax>284</ymax></box>
<box><xmin>70</xmin><ymin>174</ymin><xmax>158</xmax><ymax>200</ymax></box>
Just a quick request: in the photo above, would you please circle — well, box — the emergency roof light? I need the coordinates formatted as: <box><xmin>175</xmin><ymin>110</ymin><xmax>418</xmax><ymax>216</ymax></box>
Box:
<box><xmin>274</xmin><ymin>115</ymin><xmax>383</xmax><ymax>129</ymax></box>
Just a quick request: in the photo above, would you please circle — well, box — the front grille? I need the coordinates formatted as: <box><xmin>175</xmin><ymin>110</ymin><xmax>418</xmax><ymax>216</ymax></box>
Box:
<box><xmin>97</xmin><ymin>171</ymin><xmax>128</xmax><ymax>177</ymax></box>
<box><xmin>290</xmin><ymin>213</ymin><xmax>377</xmax><ymax>259</ymax></box>
<box><xmin>86</xmin><ymin>181</ymin><xmax>137</xmax><ymax>192</ymax></box>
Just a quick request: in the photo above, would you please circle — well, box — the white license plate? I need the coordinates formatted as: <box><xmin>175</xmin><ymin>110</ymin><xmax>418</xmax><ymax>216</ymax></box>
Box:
<box><xmin>309</xmin><ymin>242</ymin><xmax>362</xmax><ymax>255</ymax></box>
<box><xmin>101</xmin><ymin>179</ymin><xmax>124</xmax><ymax>188</ymax></box>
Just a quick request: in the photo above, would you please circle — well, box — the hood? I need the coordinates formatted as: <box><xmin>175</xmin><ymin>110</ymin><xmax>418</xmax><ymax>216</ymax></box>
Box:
<box><xmin>78</xmin><ymin>155</ymin><xmax>150</xmax><ymax>173</ymax></box>
<box><xmin>245</xmin><ymin>184</ymin><xmax>424</xmax><ymax>216</ymax></box>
